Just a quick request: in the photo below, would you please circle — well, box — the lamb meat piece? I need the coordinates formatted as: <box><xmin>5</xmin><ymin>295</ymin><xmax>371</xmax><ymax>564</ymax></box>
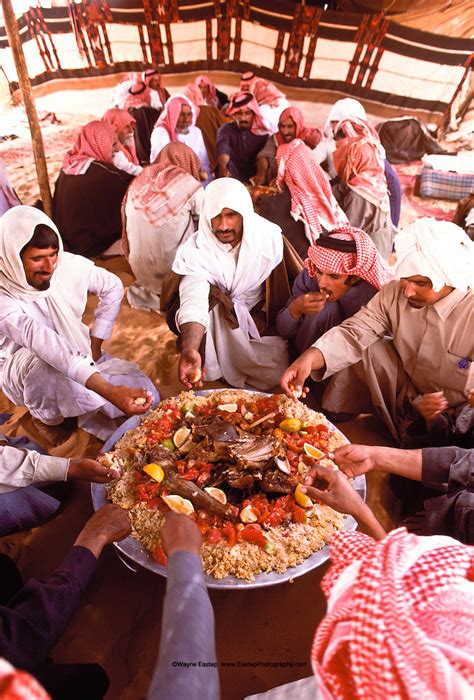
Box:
<box><xmin>191</xmin><ymin>416</ymin><xmax>240</xmax><ymax>443</ymax></box>
<box><xmin>147</xmin><ymin>445</ymin><xmax>176</xmax><ymax>471</ymax></box>
<box><xmin>167</xmin><ymin>473</ymin><xmax>238</xmax><ymax>520</ymax></box>
<box><xmin>261</xmin><ymin>467</ymin><xmax>298</xmax><ymax>494</ymax></box>
<box><xmin>229</xmin><ymin>435</ymin><xmax>276</xmax><ymax>469</ymax></box>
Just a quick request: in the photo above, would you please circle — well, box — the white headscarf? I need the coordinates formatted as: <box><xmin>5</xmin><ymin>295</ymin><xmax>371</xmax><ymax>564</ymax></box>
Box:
<box><xmin>0</xmin><ymin>206</ymin><xmax>94</xmax><ymax>354</ymax></box>
<box><xmin>172</xmin><ymin>178</ymin><xmax>283</xmax><ymax>338</ymax></box>
<box><xmin>324</xmin><ymin>98</ymin><xmax>367</xmax><ymax>137</ymax></box>
<box><xmin>394</xmin><ymin>217</ymin><xmax>474</xmax><ymax>292</ymax></box>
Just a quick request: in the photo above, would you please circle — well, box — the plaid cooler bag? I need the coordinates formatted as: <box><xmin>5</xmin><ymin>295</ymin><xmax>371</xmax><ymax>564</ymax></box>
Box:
<box><xmin>419</xmin><ymin>166</ymin><xmax>474</xmax><ymax>201</ymax></box>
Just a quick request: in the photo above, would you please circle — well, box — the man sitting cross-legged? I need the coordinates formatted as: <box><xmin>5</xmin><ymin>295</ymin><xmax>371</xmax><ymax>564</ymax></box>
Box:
<box><xmin>0</xmin><ymin>206</ymin><xmax>157</xmax><ymax>445</ymax></box>
<box><xmin>169</xmin><ymin>178</ymin><xmax>288</xmax><ymax>391</ymax></box>
<box><xmin>281</xmin><ymin>218</ymin><xmax>474</xmax><ymax>447</ymax></box>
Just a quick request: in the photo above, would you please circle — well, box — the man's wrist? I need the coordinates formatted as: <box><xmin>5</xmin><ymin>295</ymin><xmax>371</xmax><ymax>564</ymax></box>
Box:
<box><xmin>289</xmin><ymin>300</ymin><xmax>302</xmax><ymax>320</ymax></box>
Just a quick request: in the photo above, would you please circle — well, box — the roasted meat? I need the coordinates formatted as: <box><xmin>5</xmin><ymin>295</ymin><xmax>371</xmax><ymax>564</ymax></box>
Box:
<box><xmin>229</xmin><ymin>435</ymin><xmax>276</xmax><ymax>469</ymax></box>
<box><xmin>261</xmin><ymin>467</ymin><xmax>298</xmax><ymax>494</ymax></box>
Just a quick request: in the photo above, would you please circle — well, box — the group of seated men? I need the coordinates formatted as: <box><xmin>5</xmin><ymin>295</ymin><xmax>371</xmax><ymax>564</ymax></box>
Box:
<box><xmin>0</xmin><ymin>67</ymin><xmax>473</xmax><ymax>699</ymax></box>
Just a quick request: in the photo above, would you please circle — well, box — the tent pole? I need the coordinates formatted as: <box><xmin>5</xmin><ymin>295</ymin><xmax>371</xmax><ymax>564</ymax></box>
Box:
<box><xmin>1</xmin><ymin>0</ymin><xmax>53</xmax><ymax>216</ymax></box>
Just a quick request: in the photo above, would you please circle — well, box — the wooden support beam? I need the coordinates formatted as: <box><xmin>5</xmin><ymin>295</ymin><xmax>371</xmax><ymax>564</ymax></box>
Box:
<box><xmin>1</xmin><ymin>0</ymin><xmax>52</xmax><ymax>216</ymax></box>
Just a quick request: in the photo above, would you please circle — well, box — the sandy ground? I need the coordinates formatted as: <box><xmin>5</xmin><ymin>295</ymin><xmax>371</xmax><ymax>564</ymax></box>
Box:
<box><xmin>0</xmin><ymin>79</ymin><xmax>469</xmax><ymax>699</ymax></box>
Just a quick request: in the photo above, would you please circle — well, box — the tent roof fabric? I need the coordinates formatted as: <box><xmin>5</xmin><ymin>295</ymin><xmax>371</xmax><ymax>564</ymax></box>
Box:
<box><xmin>0</xmin><ymin>1</ymin><xmax>472</xmax><ymax>121</ymax></box>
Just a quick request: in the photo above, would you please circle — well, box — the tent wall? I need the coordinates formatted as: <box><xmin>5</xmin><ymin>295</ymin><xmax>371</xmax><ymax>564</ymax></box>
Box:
<box><xmin>0</xmin><ymin>1</ymin><xmax>472</xmax><ymax>120</ymax></box>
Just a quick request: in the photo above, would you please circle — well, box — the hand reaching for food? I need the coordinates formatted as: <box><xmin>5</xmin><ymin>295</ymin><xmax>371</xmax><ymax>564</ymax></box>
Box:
<box><xmin>179</xmin><ymin>348</ymin><xmax>205</xmax><ymax>389</ymax></box>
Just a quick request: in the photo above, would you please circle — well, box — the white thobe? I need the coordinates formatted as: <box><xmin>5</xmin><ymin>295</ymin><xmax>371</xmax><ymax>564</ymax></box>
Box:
<box><xmin>0</xmin><ymin>445</ymin><xmax>68</xmax><ymax>493</ymax></box>
<box><xmin>149</xmin><ymin>125</ymin><xmax>212</xmax><ymax>181</ymax></box>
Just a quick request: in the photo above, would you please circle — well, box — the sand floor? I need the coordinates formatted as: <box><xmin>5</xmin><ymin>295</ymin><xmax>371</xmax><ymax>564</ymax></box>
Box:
<box><xmin>0</xmin><ymin>79</ymin><xmax>468</xmax><ymax>698</ymax></box>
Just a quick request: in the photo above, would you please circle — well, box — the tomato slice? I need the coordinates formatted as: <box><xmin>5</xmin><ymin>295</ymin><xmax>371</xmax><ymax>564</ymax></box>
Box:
<box><xmin>152</xmin><ymin>543</ymin><xmax>168</xmax><ymax>566</ymax></box>
<box><xmin>222</xmin><ymin>522</ymin><xmax>237</xmax><ymax>547</ymax></box>
<box><xmin>207</xmin><ymin>527</ymin><xmax>222</xmax><ymax>544</ymax></box>
<box><xmin>239</xmin><ymin>525</ymin><xmax>268</xmax><ymax>549</ymax></box>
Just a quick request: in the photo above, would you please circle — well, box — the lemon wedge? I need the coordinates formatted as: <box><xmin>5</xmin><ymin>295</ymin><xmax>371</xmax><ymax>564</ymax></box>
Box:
<box><xmin>143</xmin><ymin>463</ymin><xmax>165</xmax><ymax>483</ymax></box>
<box><xmin>295</xmin><ymin>483</ymin><xmax>313</xmax><ymax>508</ymax></box>
<box><xmin>173</xmin><ymin>426</ymin><xmax>191</xmax><ymax>448</ymax></box>
<box><xmin>240</xmin><ymin>505</ymin><xmax>259</xmax><ymax>523</ymax></box>
<box><xmin>217</xmin><ymin>403</ymin><xmax>238</xmax><ymax>413</ymax></box>
<box><xmin>204</xmin><ymin>487</ymin><xmax>227</xmax><ymax>505</ymax></box>
<box><xmin>279</xmin><ymin>417</ymin><xmax>302</xmax><ymax>432</ymax></box>
<box><xmin>303</xmin><ymin>444</ymin><xmax>325</xmax><ymax>459</ymax></box>
<box><xmin>161</xmin><ymin>494</ymin><xmax>195</xmax><ymax>515</ymax></box>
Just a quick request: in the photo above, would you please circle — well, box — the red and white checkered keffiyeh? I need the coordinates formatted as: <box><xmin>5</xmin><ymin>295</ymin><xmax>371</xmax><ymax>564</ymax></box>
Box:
<box><xmin>305</xmin><ymin>225</ymin><xmax>393</xmax><ymax>289</ymax></box>
<box><xmin>311</xmin><ymin>528</ymin><xmax>474</xmax><ymax>700</ymax></box>
<box><xmin>333</xmin><ymin>117</ymin><xmax>390</xmax><ymax>213</ymax></box>
<box><xmin>276</xmin><ymin>139</ymin><xmax>348</xmax><ymax>244</ymax></box>
<box><xmin>126</xmin><ymin>142</ymin><xmax>201</xmax><ymax>234</ymax></box>
<box><xmin>102</xmin><ymin>108</ymin><xmax>138</xmax><ymax>165</ymax></box>
<box><xmin>276</xmin><ymin>106</ymin><xmax>322</xmax><ymax>149</ymax></box>
<box><xmin>62</xmin><ymin>121</ymin><xmax>115</xmax><ymax>175</ymax></box>
<box><xmin>227</xmin><ymin>93</ymin><xmax>271</xmax><ymax>136</ymax></box>
<box><xmin>0</xmin><ymin>658</ymin><xmax>50</xmax><ymax>699</ymax></box>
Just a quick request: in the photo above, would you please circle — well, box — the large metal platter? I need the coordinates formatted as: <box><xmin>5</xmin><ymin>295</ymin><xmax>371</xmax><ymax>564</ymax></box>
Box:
<box><xmin>92</xmin><ymin>390</ymin><xmax>366</xmax><ymax>589</ymax></box>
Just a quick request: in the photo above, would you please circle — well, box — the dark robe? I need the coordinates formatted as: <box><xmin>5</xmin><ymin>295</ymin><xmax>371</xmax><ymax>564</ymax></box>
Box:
<box><xmin>257</xmin><ymin>189</ymin><xmax>309</xmax><ymax>260</ymax></box>
<box><xmin>216</xmin><ymin>122</ymin><xmax>267</xmax><ymax>182</ymax></box>
<box><xmin>128</xmin><ymin>106</ymin><xmax>160</xmax><ymax>165</ymax></box>
<box><xmin>53</xmin><ymin>162</ymin><xmax>132</xmax><ymax>257</ymax></box>
<box><xmin>377</xmin><ymin>117</ymin><xmax>448</xmax><ymax>164</ymax></box>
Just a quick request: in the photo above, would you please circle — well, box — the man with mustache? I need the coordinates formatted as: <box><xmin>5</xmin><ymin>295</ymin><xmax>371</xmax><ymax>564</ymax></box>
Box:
<box><xmin>216</xmin><ymin>92</ymin><xmax>271</xmax><ymax>182</ymax></box>
<box><xmin>277</xmin><ymin>225</ymin><xmax>392</xmax><ymax>357</ymax></box>
<box><xmin>171</xmin><ymin>178</ymin><xmax>288</xmax><ymax>391</ymax></box>
<box><xmin>281</xmin><ymin>218</ymin><xmax>474</xmax><ymax>447</ymax></box>
<box><xmin>0</xmin><ymin>207</ymin><xmax>156</xmax><ymax>446</ymax></box>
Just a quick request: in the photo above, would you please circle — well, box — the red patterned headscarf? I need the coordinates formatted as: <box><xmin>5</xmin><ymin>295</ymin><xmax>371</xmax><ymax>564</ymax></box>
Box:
<box><xmin>155</xmin><ymin>95</ymin><xmax>196</xmax><ymax>141</ymax></box>
<box><xmin>183</xmin><ymin>84</ymin><xmax>204</xmax><ymax>108</ymax></box>
<box><xmin>127</xmin><ymin>142</ymin><xmax>202</xmax><ymax>230</ymax></box>
<box><xmin>62</xmin><ymin>121</ymin><xmax>115</xmax><ymax>175</ymax></box>
<box><xmin>102</xmin><ymin>108</ymin><xmax>138</xmax><ymax>165</ymax></box>
<box><xmin>123</xmin><ymin>79</ymin><xmax>151</xmax><ymax>110</ymax></box>
<box><xmin>252</xmin><ymin>79</ymin><xmax>286</xmax><ymax>107</ymax></box>
<box><xmin>333</xmin><ymin>116</ymin><xmax>389</xmax><ymax>213</ymax></box>
<box><xmin>277</xmin><ymin>106</ymin><xmax>322</xmax><ymax>149</ymax></box>
<box><xmin>305</xmin><ymin>225</ymin><xmax>394</xmax><ymax>289</ymax></box>
<box><xmin>312</xmin><ymin>528</ymin><xmax>474</xmax><ymax>700</ymax></box>
<box><xmin>276</xmin><ymin>139</ymin><xmax>348</xmax><ymax>243</ymax></box>
<box><xmin>0</xmin><ymin>658</ymin><xmax>50</xmax><ymax>699</ymax></box>
<box><xmin>227</xmin><ymin>92</ymin><xmax>271</xmax><ymax>135</ymax></box>
<box><xmin>195</xmin><ymin>75</ymin><xmax>218</xmax><ymax>108</ymax></box>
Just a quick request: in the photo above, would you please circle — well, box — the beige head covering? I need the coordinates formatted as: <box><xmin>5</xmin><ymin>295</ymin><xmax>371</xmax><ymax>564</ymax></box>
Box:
<box><xmin>0</xmin><ymin>206</ymin><xmax>94</xmax><ymax>354</ymax></box>
<box><xmin>394</xmin><ymin>217</ymin><xmax>474</xmax><ymax>292</ymax></box>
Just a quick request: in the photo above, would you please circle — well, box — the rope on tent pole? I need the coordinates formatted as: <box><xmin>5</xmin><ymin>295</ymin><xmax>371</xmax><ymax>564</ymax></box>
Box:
<box><xmin>1</xmin><ymin>0</ymin><xmax>53</xmax><ymax>216</ymax></box>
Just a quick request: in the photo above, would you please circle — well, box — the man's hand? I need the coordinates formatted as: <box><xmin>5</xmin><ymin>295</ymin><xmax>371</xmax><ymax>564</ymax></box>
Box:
<box><xmin>468</xmin><ymin>388</ymin><xmax>474</xmax><ymax>407</ymax></box>
<box><xmin>161</xmin><ymin>512</ymin><xmax>202</xmax><ymax>557</ymax></box>
<box><xmin>85</xmin><ymin>373</ymin><xmax>154</xmax><ymax>416</ymax></box>
<box><xmin>301</xmin><ymin>464</ymin><xmax>386</xmax><ymax>540</ymax></box>
<box><xmin>280</xmin><ymin>347</ymin><xmax>324</xmax><ymax>397</ymax></box>
<box><xmin>67</xmin><ymin>458</ymin><xmax>120</xmax><ymax>483</ymax></box>
<box><xmin>74</xmin><ymin>504</ymin><xmax>131</xmax><ymax>559</ymax></box>
<box><xmin>106</xmin><ymin>386</ymin><xmax>154</xmax><ymax>416</ymax></box>
<box><xmin>90</xmin><ymin>336</ymin><xmax>103</xmax><ymax>362</ymax></box>
<box><xmin>289</xmin><ymin>292</ymin><xmax>329</xmax><ymax>319</ymax></box>
<box><xmin>333</xmin><ymin>444</ymin><xmax>376</xmax><ymax>478</ymax></box>
<box><xmin>412</xmin><ymin>392</ymin><xmax>448</xmax><ymax>422</ymax></box>
<box><xmin>301</xmin><ymin>464</ymin><xmax>366</xmax><ymax>518</ymax></box>
<box><xmin>179</xmin><ymin>348</ymin><xmax>205</xmax><ymax>389</ymax></box>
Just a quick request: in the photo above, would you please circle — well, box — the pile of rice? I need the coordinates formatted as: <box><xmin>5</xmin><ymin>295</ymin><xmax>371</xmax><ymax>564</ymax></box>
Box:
<box><xmin>106</xmin><ymin>390</ymin><xmax>347</xmax><ymax>582</ymax></box>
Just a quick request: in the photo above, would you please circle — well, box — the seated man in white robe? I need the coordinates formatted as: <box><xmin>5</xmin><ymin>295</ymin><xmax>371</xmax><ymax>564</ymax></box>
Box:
<box><xmin>0</xmin><ymin>206</ymin><xmax>157</xmax><ymax>445</ymax></box>
<box><xmin>171</xmin><ymin>178</ymin><xmax>288</xmax><ymax>391</ymax></box>
<box><xmin>281</xmin><ymin>218</ymin><xmax>474</xmax><ymax>447</ymax></box>
<box><xmin>149</xmin><ymin>95</ymin><xmax>212</xmax><ymax>182</ymax></box>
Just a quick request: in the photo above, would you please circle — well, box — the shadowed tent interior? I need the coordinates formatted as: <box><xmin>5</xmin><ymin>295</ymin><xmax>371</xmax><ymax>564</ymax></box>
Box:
<box><xmin>0</xmin><ymin>2</ymin><xmax>472</xmax><ymax>698</ymax></box>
